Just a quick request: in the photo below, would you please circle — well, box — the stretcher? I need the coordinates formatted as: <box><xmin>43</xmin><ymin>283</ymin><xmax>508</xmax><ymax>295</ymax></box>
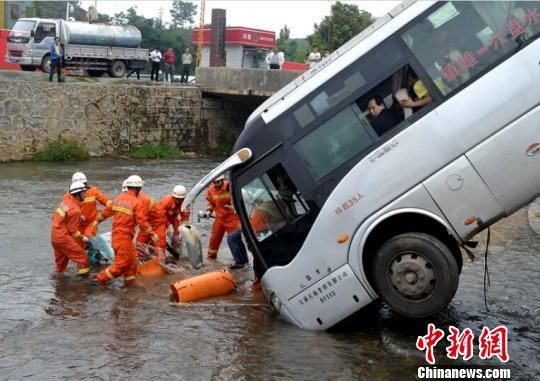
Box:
<box><xmin>88</xmin><ymin>232</ymin><xmax>114</xmax><ymax>264</ymax></box>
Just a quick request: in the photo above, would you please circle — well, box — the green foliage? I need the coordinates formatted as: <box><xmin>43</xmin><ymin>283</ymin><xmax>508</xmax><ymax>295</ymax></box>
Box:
<box><xmin>96</xmin><ymin>13</ymin><xmax>112</xmax><ymax>24</ymax></box>
<box><xmin>111</xmin><ymin>6</ymin><xmax>193</xmax><ymax>66</ymax></box>
<box><xmin>293</xmin><ymin>45</ymin><xmax>311</xmax><ymax>64</ymax></box>
<box><xmin>277</xmin><ymin>25</ymin><xmax>290</xmax><ymax>54</ymax></box>
<box><xmin>309</xmin><ymin>1</ymin><xmax>373</xmax><ymax>52</ymax></box>
<box><xmin>277</xmin><ymin>25</ymin><xmax>299</xmax><ymax>62</ymax></box>
<box><xmin>217</xmin><ymin>129</ymin><xmax>237</xmax><ymax>155</ymax></box>
<box><xmin>74</xmin><ymin>76</ymin><xmax>99</xmax><ymax>83</ymax></box>
<box><xmin>129</xmin><ymin>144</ymin><xmax>184</xmax><ymax>159</ymax></box>
<box><xmin>26</xmin><ymin>1</ymin><xmax>91</xmax><ymax>21</ymax></box>
<box><xmin>170</xmin><ymin>1</ymin><xmax>198</xmax><ymax>28</ymax></box>
<box><xmin>33</xmin><ymin>139</ymin><xmax>89</xmax><ymax>161</ymax></box>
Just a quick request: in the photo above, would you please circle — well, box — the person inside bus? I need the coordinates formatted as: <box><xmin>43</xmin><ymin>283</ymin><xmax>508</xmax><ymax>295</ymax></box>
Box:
<box><xmin>367</xmin><ymin>95</ymin><xmax>402</xmax><ymax>136</ymax></box>
<box><xmin>399</xmin><ymin>70</ymin><xmax>432</xmax><ymax>111</ymax></box>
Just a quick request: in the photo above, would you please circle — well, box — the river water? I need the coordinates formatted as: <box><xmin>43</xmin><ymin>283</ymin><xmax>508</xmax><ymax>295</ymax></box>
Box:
<box><xmin>0</xmin><ymin>158</ymin><xmax>538</xmax><ymax>380</ymax></box>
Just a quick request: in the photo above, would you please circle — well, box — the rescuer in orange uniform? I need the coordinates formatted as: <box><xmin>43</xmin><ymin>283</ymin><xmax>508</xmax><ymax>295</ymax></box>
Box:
<box><xmin>203</xmin><ymin>175</ymin><xmax>248</xmax><ymax>268</ymax></box>
<box><xmin>135</xmin><ymin>189</ymin><xmax>159</xmax><ymax>245</ymax></box>
<box><xmin>95</xmin><ymin>175</ymin><xmax>158</xmax><ymax>285</ymax></box>
<box><xmin>50</xmin><ymin>181</ymin><xmax>91</xmax><ymax>275</ymax></box>
<box><xmin>137</xmin><ymin>185</ymin><xmax>190</xmax><ymax>256</ymax></box>
<box><xmin>71</xmin><ymin>172</ymin><xmax>111</xmax><ymax>244</ymax></box>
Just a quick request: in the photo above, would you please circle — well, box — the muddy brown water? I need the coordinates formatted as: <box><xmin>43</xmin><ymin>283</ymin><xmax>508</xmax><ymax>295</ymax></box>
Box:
<box><xmin>0</xmin><ymin>159</ymin><xmax>538</xmax><ymax>380</ymax></box>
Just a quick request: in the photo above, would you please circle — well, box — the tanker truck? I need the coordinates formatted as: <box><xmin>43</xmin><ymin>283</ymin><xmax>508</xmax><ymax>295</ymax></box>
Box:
<box><xmin>5</xmin><ymin>18</ymin><xmax>148</xmax><ymax>77</ymax></box>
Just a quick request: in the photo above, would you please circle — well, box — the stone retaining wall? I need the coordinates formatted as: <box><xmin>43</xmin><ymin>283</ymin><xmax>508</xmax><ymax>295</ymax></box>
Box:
<box><xmin>0</xmin><ymin>80</ymin><xmax>253</xmax><ymax>161</ymax></box>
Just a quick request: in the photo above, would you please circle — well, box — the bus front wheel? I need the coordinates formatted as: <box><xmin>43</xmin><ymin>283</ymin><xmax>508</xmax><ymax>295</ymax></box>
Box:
<box><xmin>372</xmin><ymin>232</ymin><xmax>459</xmax><ymax>318</ymax></box>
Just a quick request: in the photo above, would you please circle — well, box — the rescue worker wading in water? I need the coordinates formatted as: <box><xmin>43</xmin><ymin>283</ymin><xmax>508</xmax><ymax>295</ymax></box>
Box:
<box><xmin>95</xmin><ymin>175</ymin><xmax>158</xmax><ymax>285</ymax></box>
<box><xmin>139</xmin><ymin>185</ymin><xmax>191</xmax><ymax>259</ymax></box>
<box><xmin>202</xmin><ymin>175</ymin><xmax>248</xmax><ymax>269</ymax></box>
<box><xmin>50</xmin><ymin>181</ymin><xmax>91</xmax><ymax>275</ymax></box>
<box><xmin>70</xmin><ymin>172</ymin><xmax>111</xmax><ymax>247</ymax></box>
<box><xmin>135</xmin><ymin>188</ymin><xmax>162</xmax><ymax>259</ymax></box>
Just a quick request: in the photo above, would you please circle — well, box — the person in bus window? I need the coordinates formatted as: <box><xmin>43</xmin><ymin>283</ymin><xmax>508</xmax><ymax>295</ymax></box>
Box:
<box><xmin>512</xmin><ymin>7</ymin><xmax>540</xmax><ymax>42</ymax></box>
<box><xmin>399</xmin><ymin>70</ymin><xmax>432</xmax><ymax>111</ymax></box>
<box><xmin>367</xmin><ymin>95</ymin><xmax>401</xmax><ymax>136</ymax></box>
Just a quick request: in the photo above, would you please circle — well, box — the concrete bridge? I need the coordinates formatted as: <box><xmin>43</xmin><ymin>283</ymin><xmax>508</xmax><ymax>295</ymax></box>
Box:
<box><xmin>195</xmin><ymin>67</ymin><xmax>304</xmax><ymax>98</ymax></box>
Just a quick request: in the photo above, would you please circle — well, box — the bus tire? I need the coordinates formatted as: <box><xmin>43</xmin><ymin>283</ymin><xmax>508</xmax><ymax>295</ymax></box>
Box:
<box><xmin>41</xmin><ymin>55</ymin><xmax>51</xmax><ymax>73</ymax></box>
<box><xmin>20</xmin><ymin>65</ymin><xmax>36</xmax><ymax>71</ymax></box>
<box><xmin>109</xmin><ymin>60</ymin><xmax>126</xmax><ymax>78</ymax></box>
<box><xmin>371</xmin><ymin>232</ymin><xmax>459</xmax><ymax>318</ymax></box>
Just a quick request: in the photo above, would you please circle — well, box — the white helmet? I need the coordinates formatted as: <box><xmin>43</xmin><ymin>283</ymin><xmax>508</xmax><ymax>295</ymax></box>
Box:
<box><xmin>121</xmin><ymin>179</ymin><xmax>128</xmax><ymax>192</ymax></box>
<box><xmin>125</xmin><ymin>175</ymin><xmax>144</xmax><ymax>188</ymax></box>
<box><xmin>69</xmin><ymin>181</ymin><xmax>87</xmax><ymax>195</ymax></box>
<box><xmin>172</xmin><ymin>185</ymin><xmax>187</xmax><ymax>199</ymax></box>
<box><xmin>72</xmin><ymin>172</ymin><xmax>87</xmax><ymax>184</ymax></box>
<box><xmin>214</xmin><ymin>174</ymin><xmax>225</xmax><ymax>181</ymax></box>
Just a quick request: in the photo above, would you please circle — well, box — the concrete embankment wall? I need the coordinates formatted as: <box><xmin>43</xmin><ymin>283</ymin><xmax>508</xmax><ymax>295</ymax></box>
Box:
<box><xmin>0</xmin><ymin>80</ymin><xmax>251</xmax><ymax>161</ymax></box>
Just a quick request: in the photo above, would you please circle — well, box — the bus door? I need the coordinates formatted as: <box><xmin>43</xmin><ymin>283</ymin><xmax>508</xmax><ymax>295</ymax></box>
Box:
<box><xmin>235</xmin><ymin>150</ymin><xmax>314</xmax><ymax>272</ymax></box>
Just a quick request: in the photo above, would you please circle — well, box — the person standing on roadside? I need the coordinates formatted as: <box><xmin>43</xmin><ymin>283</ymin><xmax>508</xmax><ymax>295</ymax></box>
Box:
<box><xmin>150</xmin><ymin>48</ymin><xmax>162</xmax><ymax>81</ymax></box>
<box><xmin>266</xmin><ymin>48</ymin><xmax>284</xmax><ymax>70</ymax></box>
<box><xmin>308</xmin><ymin>46</ymin><xmax>321</xmax><ymax>68</ymax></box>
<box><xmin>49</xmin><ymin>36</ymin><xmax>64</xmax><ymax>82</ymax></box>
<box><xmin>163</xmin><ymin>47</ymin><xmax>176</xmax><ymax>83</ymax></box>
<box><xmin>180</xmin><ymin>48</ymin><xmax>193</xmax><ymax>83</ymax></box>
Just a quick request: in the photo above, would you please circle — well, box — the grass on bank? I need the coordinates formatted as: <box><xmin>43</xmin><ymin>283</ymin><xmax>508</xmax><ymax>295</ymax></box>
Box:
<box><xmin>33</xmin><ymin>139</ymin><xmax>89</xmax><ymax>161</ymax></box>
<box><xmin>129</xmin><ymin>143</ymin><xmax>184</xmax><ymax>159</ymax></box>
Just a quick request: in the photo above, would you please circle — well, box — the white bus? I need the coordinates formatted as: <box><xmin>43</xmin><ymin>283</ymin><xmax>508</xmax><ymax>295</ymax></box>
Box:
<box><xmin>184</xmin><ymin>0</ymin><xmax>540</xmax><ymax>330</ymax></box>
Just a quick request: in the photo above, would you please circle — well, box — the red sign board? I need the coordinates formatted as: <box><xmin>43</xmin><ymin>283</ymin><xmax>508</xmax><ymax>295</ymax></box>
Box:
<box><xmin>192</xmin><ymin>26</ymin><xmax>275</xmax><ymax>48</ymax></box>
<box><xmin>0</xmin><ymin>29</ymin><xmax>21</xmax><ymax>70</ymax></box>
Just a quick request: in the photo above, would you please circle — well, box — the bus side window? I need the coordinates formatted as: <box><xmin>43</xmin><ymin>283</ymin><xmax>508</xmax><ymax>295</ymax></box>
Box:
<box><xmin>401</xmin><ymin>1</ymin><xmax>532</xmax><ymax>97</ymax></box>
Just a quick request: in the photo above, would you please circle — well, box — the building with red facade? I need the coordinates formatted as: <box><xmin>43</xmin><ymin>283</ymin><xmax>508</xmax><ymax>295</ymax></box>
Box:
<box><xmin>192</xmin><ymin>26</ymin><xmax>276</xmax><ymax>69</ymax></box>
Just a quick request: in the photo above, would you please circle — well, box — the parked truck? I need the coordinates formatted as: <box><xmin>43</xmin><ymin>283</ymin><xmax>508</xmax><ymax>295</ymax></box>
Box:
<box><xmin>4</xmin><ymin>18</ymin><xmax>148</xmax><ymax>77</ymax></box>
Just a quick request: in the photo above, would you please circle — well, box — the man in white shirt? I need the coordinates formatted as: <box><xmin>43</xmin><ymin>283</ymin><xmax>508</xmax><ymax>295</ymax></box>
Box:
<box><xmin>150</xmin><ymin>48</ymin><xmax>162</xmax><ymax>81</ymax></box>
<box><xmin>308</xmin><ymin>46</ymin><xmax>321</xmax><ymax>68</ymax></box>
<box><xmin>265</xmin><ymin>48</ymin><xmax>285</xmax><ymax>70</ymax></box>
<box><xmin>180</xmin><ymin>48</ymin><xmax>193</xmax><ymax>83</ymax></box>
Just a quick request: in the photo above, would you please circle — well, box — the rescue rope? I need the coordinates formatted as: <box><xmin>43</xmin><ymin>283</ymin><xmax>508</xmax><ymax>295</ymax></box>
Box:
<box><xmin>483</xmin><ymin>227</ymin><xmax>491</xmax><ymax>312</ymax></box>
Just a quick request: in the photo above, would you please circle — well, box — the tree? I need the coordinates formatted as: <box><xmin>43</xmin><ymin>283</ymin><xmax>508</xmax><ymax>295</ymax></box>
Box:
<box><xmin>309</xmin><ymin>1</ymin><xmax>373</xmax><ymax>52</ymax></box>
<box><xmin>277</xmin><ymin>25</ymin><xmax>303</xmax><ymax>62</ymax></box>
<box><xmin>170</xmin><ymin>1</ymin><xmax>197</xmax><ymax>29</ymax></box>
<box><xmin>276</xmin><ymin>25</ymin><xmax>290</xmax><ymax>53</ymax></box>
<box><xmin>26</xmin><ymin>1</ymin><xmax>86</xmax><ymax>20</ymax></box>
